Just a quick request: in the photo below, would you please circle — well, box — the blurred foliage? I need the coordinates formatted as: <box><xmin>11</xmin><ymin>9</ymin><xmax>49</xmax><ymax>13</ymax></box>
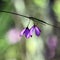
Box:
<box><xmin>53</xmin><ymin>0</ymin><xmax>60</xmax><ymax>22</ymax></box>
<box><xmin>5</xmin><ymin>45</ymin><xmax>17</xmax><ymax>59</ymax></box>
<box><xmin>0</xmin><ymin>0</ymin><xmax>60</xmax><ymax>60</ymax></box>
<box><xmin>0</xmin><ymin>13</ymin><xmax>15</xmax><ymax>38</ymax></box>
<box><xmin>0</xmin><ymin>0</ymin><xmax>15</xmax><ymax>59</ymax></box>
<box><xmin>33</xmin><ymin>0</ymin><xmax>48</xmax><ymax>7</ymax></box>
<box><xmin>0</xmin><ymin>38</ymin><xmax>8</xmax><ymax>55</ymax></box>
<box><xmin>0</xmin><ymin>0</ymin><xmax>15</xmax><ymax>38</ymax></box>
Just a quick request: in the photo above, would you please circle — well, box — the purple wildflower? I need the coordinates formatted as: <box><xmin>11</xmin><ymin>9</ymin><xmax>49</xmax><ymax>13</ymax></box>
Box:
<box><xmin>20</xmin><ymin>27</ymin><xmax>32</xmax><ymax>38</ymax></box>
<box><xmin>30</xmin><ymin>25</ymin><xmax>41</xmax><ymax>36</ymax></box>
<box><xmin>20</xmin><ymin>25</ymin><xmax>41</xmax><ymax>38</ymax></box>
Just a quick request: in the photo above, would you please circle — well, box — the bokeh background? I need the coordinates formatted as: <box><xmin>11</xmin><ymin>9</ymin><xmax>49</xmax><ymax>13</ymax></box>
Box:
<box><xmin>0</xmin><ymin>0</ymin><xmax>60</xmax><ymax>60</ymax></box>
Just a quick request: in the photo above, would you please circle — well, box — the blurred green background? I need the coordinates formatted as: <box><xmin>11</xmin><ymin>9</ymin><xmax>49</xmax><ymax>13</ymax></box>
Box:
<box><xmin>0</xmin><ymin>0</ymin><xmax>60</xmax><ymax>60</ymax></box>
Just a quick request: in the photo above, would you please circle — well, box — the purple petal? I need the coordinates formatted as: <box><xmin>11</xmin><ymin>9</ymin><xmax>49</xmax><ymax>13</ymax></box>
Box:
<box><xmin>35</xmin><ymin>26</ymin><xmax>41</xmax><ymax>36</ymax></box>
<box><xmin>29</xmin><ymin>25</ymin><xmax>35</xmax><ymax>36</ymax></box>
<box><xmin>20</xmin><ymin>28</ymin><xmax>26</xmax><ymax>36</ymax></box>
<box><xmin>26</xmin><ymin>33</ymin><xmax>31</xmax><ymax>38</ymax></box>
<box><xmin>24</xmin><ymin>27</ymin><xmax>30</xmax><ymax>38</ymax></box>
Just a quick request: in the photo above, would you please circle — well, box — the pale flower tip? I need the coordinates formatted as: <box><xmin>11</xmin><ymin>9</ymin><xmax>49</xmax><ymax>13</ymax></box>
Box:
<box><xmin>26</xmin><ymin>33</ymin><xmax>32</xmax><ymax>38</ymax></box>
<box><xmin>20</xmin><ymin>28</ymin><xmax>26</xmax><ymax>36</ymax></box>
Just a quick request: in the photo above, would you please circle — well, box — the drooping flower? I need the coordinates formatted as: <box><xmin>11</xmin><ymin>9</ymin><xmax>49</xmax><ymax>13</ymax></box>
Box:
<box><xmin>20</xmin><ymin>25</ymin><xmax>41</xmax><ymax>38</ymax></box>
<box><xmin>29</xmin><ymin>25</ymin><xmax>41</xmax><ymax>36</ymax></box>
<box><xmin>20</xmin><ymin>27</ymin><xmax>32</xmax><ymax>38</ymax></box>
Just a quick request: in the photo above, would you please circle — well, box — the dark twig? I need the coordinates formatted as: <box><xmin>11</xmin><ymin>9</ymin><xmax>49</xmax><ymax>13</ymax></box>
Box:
<box><xmin>0</xmin><ymin>10</ymin><xmax>59</xmax><ymax>28</ymax></box>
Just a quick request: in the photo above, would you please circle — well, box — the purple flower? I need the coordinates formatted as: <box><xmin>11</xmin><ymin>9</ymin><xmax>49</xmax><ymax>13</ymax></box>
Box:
<box><xmin>20</xmin><ymin>25</ymin><xmax>41</xmax><ymax>38</ymax></box>
<box><xmin>30</xmin><ymin>25</ymin><xmax>41</xmax><ymax>36</ymax></box>
<box><xmin>20</xmin><ymin>27</ymin><xmax>32</xmax><ymax>38</ymax></box>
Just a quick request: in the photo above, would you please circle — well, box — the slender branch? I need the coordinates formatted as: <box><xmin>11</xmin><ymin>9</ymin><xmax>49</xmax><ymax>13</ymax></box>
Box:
<box><xmin>0</xmin><ymin>10</ymin><xmax>59</xmax><ymax>28</ymax></box>
<box><xmin>29</xmin><ymin>17</ymin><xmax>59</xmax><ymax>28</ymax></box>
<box><xmin>0</xmin><ymin>10</ymin><xmax>29</xmax><ymax>18</ymax></box>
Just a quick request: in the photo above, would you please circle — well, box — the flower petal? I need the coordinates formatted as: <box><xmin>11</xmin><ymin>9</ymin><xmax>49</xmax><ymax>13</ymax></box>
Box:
<box><xmin>20</xmin><ymin>28</ymin><xmax>26</xmax><ymax>36</ymax></box>
<box><xmin>24</xmin><ymin>27</ymin><xmax>30</xmax><ymax>38</ymax></box>
<box><xmin>29</xmin><ymin>25</ymin><xmax>35</xmax><ymax>36</ymax></box>
<box><xmin>26</xmin><ymin>33</ymin><xmax>31</xmax><ymax>38</ymax></box>
<box><xmin>35</xmin><ymin>27</ymin><xmax>41</xmax><ymax>36</ymax></box>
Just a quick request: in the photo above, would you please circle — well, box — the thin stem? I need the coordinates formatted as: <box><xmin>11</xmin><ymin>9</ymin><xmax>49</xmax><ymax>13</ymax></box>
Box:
<box><xmin>29</xmin><ymin>17</ymin><xmax>59</xmax><ymax>28</ymax></box>
<box><xmin>0</xmin><ymin>10</ymin><xmax>29</xmax><ymax>18</ymax></box>
<box><xmin>0</xmin><ymin>10</ymin><xmax>59</xmax><ymax>28</ymax></box>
